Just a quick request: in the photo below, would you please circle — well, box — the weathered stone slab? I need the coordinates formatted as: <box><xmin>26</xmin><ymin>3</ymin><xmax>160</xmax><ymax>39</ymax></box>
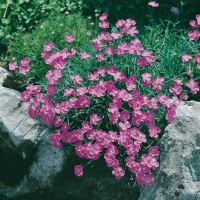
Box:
<box><xmin>139</xmin><ymin>101</ymin><xmax>200</xmax><ymax>200</ymax></box>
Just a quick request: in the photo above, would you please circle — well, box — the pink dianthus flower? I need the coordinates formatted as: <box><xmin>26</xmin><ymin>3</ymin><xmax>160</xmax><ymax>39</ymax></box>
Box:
<box><xmin>148</xmin><ymin>1</ymin><xmax>159</xmax><ymax>7</ymax></box>
<box><xmin>43</xmin><ymin>42</ymin><xmax>55</xmax><ymax>51</ymax></box>
<box><xmin>9</xmin><ymin>62</ymin><xmax>18</xmax><ymax>71</ymax></box>
<box><xmin>65</xmin><ymin>34</ymin><xmax>75</xmax><ymax>43</ymax></box>
<box><xmin>74</xmin><ymin>165</ymin><xmax>83</xmax><ymax>177</ymax></box>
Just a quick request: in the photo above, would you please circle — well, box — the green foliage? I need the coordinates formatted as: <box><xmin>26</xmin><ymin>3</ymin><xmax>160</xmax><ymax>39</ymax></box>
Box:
<box><xmin>138</xmin><ymin>20</ymin><xmax>200</xmax><ymax>100</ymax></box>
<box><xmin>0</xmin><ymin>0</ymin><xmax>83</xmax><ymax>45</ymax></box>
<box><xmin>5</xmin><ymin>12</ymin><xmax>98</xmax><ymax>89</ymax></box>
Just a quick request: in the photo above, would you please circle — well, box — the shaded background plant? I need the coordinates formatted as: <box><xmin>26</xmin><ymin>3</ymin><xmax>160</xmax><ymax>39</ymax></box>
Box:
<box><xmin>0</xmin><ymin>0</ymin><xmax>83</xmax><ymax>45</ymax></box>
<box><xmin>82</xmin><ymin>0</ymin><xmax>200</xmax><ymax>28</ymax></box>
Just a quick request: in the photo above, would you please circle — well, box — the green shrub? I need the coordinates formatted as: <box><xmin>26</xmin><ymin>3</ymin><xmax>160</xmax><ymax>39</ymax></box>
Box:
<box><xmin>0</xmin><ymin>0</ymin><xmax>83</xmax><ymax>46</ymax></box>
<box><xmin>7</xmin><ymin>12</ymin><xmax>200</xmax><ymax>185</ymax></box>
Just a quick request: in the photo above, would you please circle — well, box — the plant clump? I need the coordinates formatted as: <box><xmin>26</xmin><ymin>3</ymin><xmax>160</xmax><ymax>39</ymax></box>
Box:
<box><xmin>8</xmin><ymin>8</ymin><xmax>200</xmax><ymax>187</ymax></box>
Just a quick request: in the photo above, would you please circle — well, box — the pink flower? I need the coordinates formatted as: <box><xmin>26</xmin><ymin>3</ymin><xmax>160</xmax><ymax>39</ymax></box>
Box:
<box><xmin>78</xmin><ymin>95</ymin><xmax>90</xmax><ymax>107</ymax></box>
<box><xmin>28</xmin><ymin>103</ymin><xmax>40</xmax><ymax>118</ymax></box>
<box><xmin>46</xmin><ymin>69</ymin><xmax>62</xmax><ymax>84</ymax></box>
<box><xmin>80</xmin><ymin>51</ymin><xmax>91</xmax><ymax>60</ymax></box>
<box><xmin>21</xmin><ymin>57</ymin><xmax>30</xmax><ymax>65</ymax></box>
<box><xmin>120</xmin><ymin>110</ymin><xmax>130</xmax><ymax>122</ymax></box>
<box><xmin>54</xmin><ymin>116</ymin><xmax>62</xmax><ymax>127</ymax></box>
<box><xmin>180</xmin><ymin>92</ymin><xmax>188</xmax><ymax>100</ymax></box>
<box><xmin>99</xmin><ymin>12</ymin><xmax>108</xmax><ymax>21</ymax></box>
<box><xmin>109</xmin><ymin>113</ymin><xmax>119</xmax><ymax>124</ymax></box>
<box><xmin>194</xmin><ymin>54</ymin><xmax>200</xmax><ymax>65</ymax></box>
<box><xmin>41</xmin><ymin>51</ymin><xmax>50</xmax><ymax>58</ymax></box>
<box><xmin>112</xmin><ymin>71</ymin><xmax>126</xmax><ymax>82</ymax></box>
<box><xmin>96</xmin><ymin>53</ymin><xmax>106</xmax><ymax>62</ymax></box>
<box><xmin>186</xmin><ymin>78</ymin><xmax>199</xmax><ymax>94</ymax></box>
<box><xmin>61</xmin><ymin>122</ymin><xmax>70</xmax><ymax>132</ymax></box>
<box><xmin>140</xmin><ymin>154</ymin><xmax>159</xmax><ymax>170</ymax></box>
<box><xmin>65</xmin><ymin>34</ymin><xmax>75</xmax><ymax>43</ymax></box>
<box><xmin>71</xmin><ymin>74</ymin><xmax>83</xmax><ymax>85</ymax></box>
<box><xmin>71</xmin><ymin>47</ymin><xmax>76</xmax><ymax>55</ymax></box>
<box><xmin>50</xmin><ymin>130</ymin><xmax>61</xmax><ymax>141</ymax></box>
<box><xmin>26</xmin><ymin>83</ymin><xmax>41</xmax><ymax>94</ymax></box>
<box><xmin>9</xmin><ymin>62</ymin><xmax>18</xmax><ymax>71</ymax></box>
<box><xmin>196</xmin><ymin>14</ymin><xmax>200</xmax><ymax>25</ymax></box>
<box><xmin>169</xmin><ymin>83</ymin><xmax>182</xmax><ymax>96</ymax></box>
<box><xmin>74</xmin><ymin>165</ymin><xmax>83</xmax><ymax>177</ymax></box>
<box><xmin>116</xmin><ymin>19</ymin><xmax>125</xmax><ymax>28</ymax></box>
<box><xmin>132</xmin><ymin>111</ymin><xmax>147</xmax><ymax>127</ymax></box>
<box><xmin>99</xmin><ymin>21</ymin><xmax>109</xmax><ymax>29</ymax></box>
<box><xmin>64</xmin><ymin>88</ymin><xmax>75</xmax><ymax>97</ymax></box>
<box><xmin>21</xmin><ymin>91</ymin><xmax>31</xmax><ymax>102</ymax></box>
<box><xmin>44</xmin><ymin>42</ymin><xmax>55</xmax><ymax>51</ymax></box>
<box><xmin>148</xmin><ymin>1</ymin><xmax>159</xmax><ymax>7</ymax></box>
<box><xmin>149</xmin><ymin>126</ymin><xmax>161</xmax><ymax>138</ymax></box>
<box><xmin>19</xmin><ymin>65</ymin><xmax>30</xmax><ymax>74</ymax></box>
<box><xmin>142</xmin><ymin>73</ymin><xmax>152</xmax><ymax>87</ymax></box>
<box><xmin>112</xmin><ymin>166</ymin><xmax>125</xmax><ymax>180</ymax></box>
<box><xmin>188</xmin><ymin>30</ymin><xmax>200</xmax><ymax>41</ymax></box>
<box><xmin>97</xmin><ymin>67</ymin><xmax>107</xmax><ymax>77</ymax></box>
<box><xmin>182</xmin><ymin>54</ymin><xmax>192</xmax><ymax>62</ymax></box>
<box><xmin>166</xmin><ymin>105</ymin><xmax>176</xmax><ymax>123</ymax></box>
<box><xmin>139</xmin><ymin>173</ymin><xmax>155</xmax><ymax>186</ymax></box>
<box><xmin>111</xmin><ymin>32</ymin><xmax>122</xmax><ymax>40</ymax></box>
<box><xmin>152</xmin><ymin>76</ymin><xmax>165</xmax><ymax>91</ymax></box>
<box><xmin>173</xmin><ymin>78</ymin><xmax>183</xmax><ymax>85</ymax></box>
<box><xmin>170</xmin><ymin>7</ymin><xmax>179</xmax><ymax>15</ymax></box>
<box><xmin>90</xmin><ymin>113</ymin><xmax>101</xmax><ymax>125</ymax></box>
<box><xmin>148</xmin><ymin>146</ymin><xmax>160</xmax><ymax>157</ymax></box>
<box><xmin>88</xmin><ymin>72</ymin><xmax>99</xmax><ymax>81</ymax></box>
<box><xmin>76</xmin><ymin>86</ymin><xmax>88</xmax><ymax>96</ymax></box>
<box><xmin>137</xmin><ymin>56</ymin><xmax>155</xmax><ymax>67</ymax></box>
<box><xmin>105</xmin><ymin>47</ymin><xmax>115</xmax><ymax>57</ymax></box>
<box><xmin>98</xmin><ymin>32</ymin><xmax>113</xmax><ymax>43</ymax></box>
<box><xmin>46</xmin><ymin>84</ymin><xmax>58</xmax><ymax>96</ymax></box>
<box><xmin>157</xmin><ymin>94</ymin><xmax>170</xmax><ymax>107</ymax></box>
<box><xmin>144</xmin><ymin>111</ymin><xmax>155</xmax><ymax>128</ymax></box>
<box><xmin>92</xmin><ymin>39</ymin><xmax>103</xmax><ymax>51</ymax></box>
<box><xmin>116</xmin><ymin>42</ymin><xmax>129</xmax><ymax>55</ymax></box>
<box><xmin>126</xmin><ymin>27</ymin><xmax>138</xmax><ymax>37</ymax></box>
<box><xmin>149</xmin><ymin>97</ymin><xmax>158</xmax><ymax>110</ymax></box>
<box><xmin>190</xmin><ymin>20</ymin><xmax>199</xmax><ymax>28</ymax></box>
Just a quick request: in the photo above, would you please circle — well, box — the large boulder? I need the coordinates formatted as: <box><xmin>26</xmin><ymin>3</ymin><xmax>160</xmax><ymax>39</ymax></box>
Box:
<box><xmin>0</xmin><ymin>67</ymin><xmax>8</xmax><ymax>85</ymax></box>
<box><xmin>0</xmin><ymin>68</ymin><xmax>66</xmax><ymax>198</ymax></box>
<box><xmin>139</xmin><ymin>101</ymin><xmax>200</xmax><ymax>200</ymax></box>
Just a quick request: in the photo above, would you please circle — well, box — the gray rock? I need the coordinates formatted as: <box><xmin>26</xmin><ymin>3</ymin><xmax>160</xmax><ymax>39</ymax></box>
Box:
<box><xmin>0</xmin><ymin>83</ymin><xmax>66</xmax><ymax>198</ymax></box>
<box><xmin>0</xmin><ymin>86</ymin><xmax>41</xmax><ymax>147</ymax></box>
<box><xmin>139</xmin><ymin>100</ymin><xmax>200</xmax><ymax>200</ymax></box>
<box><xmin>0</xmin><ymin>67</ymin><xmax>8</xmax><ymax>85</ymax></box>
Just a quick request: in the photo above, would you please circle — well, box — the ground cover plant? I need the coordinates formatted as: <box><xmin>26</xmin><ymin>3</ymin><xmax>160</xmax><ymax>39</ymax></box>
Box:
<box><xmin>7</xmin><ymin>2</ymin><xmax>200</xmax><ymax>188</ymax></box>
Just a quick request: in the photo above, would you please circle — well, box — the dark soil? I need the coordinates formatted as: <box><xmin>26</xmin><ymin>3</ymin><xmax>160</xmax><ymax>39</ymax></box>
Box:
<box><xmin>2</xmin><ymin>72</ymin><xmax>26</xmax><ymax>93</ymax></box>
